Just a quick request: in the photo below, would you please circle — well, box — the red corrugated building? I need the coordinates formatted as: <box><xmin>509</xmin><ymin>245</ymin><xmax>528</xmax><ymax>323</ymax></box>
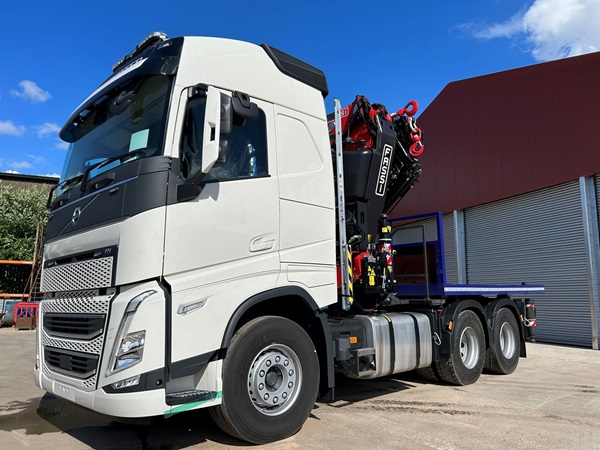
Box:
<box><xmin>393</xmin><ymin>52</ymin><xmax>600</xmax><ymax>348</ymax></box>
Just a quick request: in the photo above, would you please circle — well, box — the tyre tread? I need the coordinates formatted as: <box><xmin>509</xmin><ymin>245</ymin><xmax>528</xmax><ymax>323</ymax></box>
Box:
<box><xmin>435</xmin><ymin>310</ymin><xmax>484</xmax><ymax>386</ymax></box>
<box><xmin>416</xmin><ymin>366</ymin><xmax>441</xmax><ymax>382</ymax></box>
<box><xmin>209</xmin><ymin>315</ymin><xmax>318</xmax><ymax>444</ymax></box>
<box><xmin>487</xmin><ymin>308</ymin><xmax>520</xmax><ymax>375</ymax></box>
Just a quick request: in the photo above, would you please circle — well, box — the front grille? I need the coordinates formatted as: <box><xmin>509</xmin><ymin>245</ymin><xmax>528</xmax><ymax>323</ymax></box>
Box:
<box><xmin>44</xmin><ymin>290</ymin><xmax>111</xmax><ymax>314</ymax></box>
<box><xmin>41</xmin><ymin>256</ymin><xmax>113</xmax><ymax>292</ymax></box>
<box><xmin>40</xmin><ymin>289</ymin><xmax>114</xmax><ymax>391</ymax></box>
<box><xmin>44</xmin><ymin>347</ymin><xmax>99</xmax><ymax>379</ymax></box>
<box><xmin>44</xmin><ymin>313</ymin><xmax>105</xmax><ymax>339</ymax></box>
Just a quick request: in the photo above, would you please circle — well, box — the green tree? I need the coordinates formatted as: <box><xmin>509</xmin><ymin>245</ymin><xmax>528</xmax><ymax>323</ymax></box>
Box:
<box><xmin>0</xmin><ymin>183</ymin><xmax>48</xmax><ymax>260</ymax></box>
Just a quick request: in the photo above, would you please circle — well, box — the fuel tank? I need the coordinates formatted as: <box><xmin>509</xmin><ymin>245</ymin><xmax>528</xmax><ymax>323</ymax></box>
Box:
<box><xmin>349</xmin><ymin>312</ymin><xmax>432</xmax><ymax>379</ymax></box>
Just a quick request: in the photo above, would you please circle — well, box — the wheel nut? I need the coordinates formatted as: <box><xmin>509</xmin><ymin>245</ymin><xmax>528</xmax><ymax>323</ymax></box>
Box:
<box><xmin>289</xmin><ymin>369</ymin><xmax>294</xmax><ymax>376</ymax></box>
<box><xmin>282</xmin><ymin>392</ymin><xmax>287</xmax><ymax>399</ymax></box>
<box><xmin>264</xmin><ymin>394</ymin><xmax>269</xmax><ymax>400</ymax></box>
<box><xmin>284</xmin><ymin>360</ymin><xmax>289</xmax><ymax>366</ymax></box>
<box><xmin>266</xmin><ymin>360</ymin><xmax>271</xmax><ymax>367</ymax></box>
<box><xmin>273</xmin><ymin>397</ymin><xmax>278</xmax><ymax>404</ymax></box>
<box><xmin>259</xmin><ymin>370</ymin><xmax>265</xmax><ymax>377</ymax></box>
<box><xmin>259</xmin><ymin>383</ymin><xmax>264</xmax><ymax>390</ymax></box>
<box><xmin>288</xmin><ymin>382</ymin><xmax>293</xmax><ymax>388</ymax></box>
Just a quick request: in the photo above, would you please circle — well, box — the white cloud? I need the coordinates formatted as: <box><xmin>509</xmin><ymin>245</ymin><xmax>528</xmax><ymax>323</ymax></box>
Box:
<box><xmin>11</xmin><ymin>161</ymin><xmax>33</xmax><ymax>169</ymax></box>
<box><xmin>55</xmin><ymin>140</ymin><xmax>69</xmax><ymax>150</ymax></box>
<box><xmin>41</xmin><ymin>173</ymin><xmax>60</xmax><ymax>178</ymax></box>
<box><xmin>10</xmin><ymin>80</ymin><xmax>52</xmax><ymax>103</ymax></box>
<box><xmin>463</xmin><ymin>0</ymin><xmax>600</xmax><ymax>61</ymax></box>
<box><xmin>0</xmin><ymin>120</ymin><xmax>26</xmax><ymax>136</ymax></box>
<box><xmin>36</xmin><ymin>122</ymin><xmax>61</xmax><ymax>138</ymax></box>
<box><xmin>472</xmin><ymin>12</ymin><xmax>525</xmax><ymax>39</ymax></box>
<box><xmin>3</xmin><ymin>169</ymin><xmax>20</xmax><ymax>174</ymax></box>
<box><xmin>28</xmin><ymin>154</ymin><xmax>47</xmax><ymax>164</ymax></box>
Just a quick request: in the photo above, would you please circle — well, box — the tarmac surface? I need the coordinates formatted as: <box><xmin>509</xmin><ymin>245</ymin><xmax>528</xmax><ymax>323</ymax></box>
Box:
<box><xmin>1</xmin><ymin>326</ymin><xmax>599</xmax><ymax>449</ymax></box>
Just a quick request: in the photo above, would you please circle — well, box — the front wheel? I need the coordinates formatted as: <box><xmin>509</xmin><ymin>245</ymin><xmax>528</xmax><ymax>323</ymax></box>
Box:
<box><xmin>209</xmin><ymin>316</ymin><xmax>319</xmax><ymax>444</ymax></box>
<box><xmin>436</xmin><ymin>310</ymin><xmax>485</xmax><ymax>386</ymax></box>
<box><xmin>486</xmin><ymin>308</ymin><xmax>520</xmax><ymax>374</ymax></box>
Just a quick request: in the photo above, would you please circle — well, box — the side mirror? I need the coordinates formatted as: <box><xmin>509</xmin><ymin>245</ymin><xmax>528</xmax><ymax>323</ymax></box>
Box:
<box><xmin>177</xmin><ymin>86</ymin><xmax>222</xmax><ymax>202</ymax></box>
<box><xmin>217</xmin><ymin>140</ymin><xmax>228</xmax><ymax>164</ymax></box>
<box><xmin>232</xmin><ymin>91</ymin><xmax>258</xmax><ymax>120</ymax></box>
<box><xmin>220</xmin><ymin>93</ymin><xmax>232</xmax><ymax>135</ymax></box>
<box><xmin>200</xmin><ymin>86</ymin><xmax>222</xmax><ymax>174</ymax></box>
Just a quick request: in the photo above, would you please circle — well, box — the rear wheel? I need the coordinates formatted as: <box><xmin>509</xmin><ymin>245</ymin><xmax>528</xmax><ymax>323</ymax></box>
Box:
<box><xmin>436</xmin><ymin>310</ymin><xmax>485</xmax><ymax>386</ymax></box>
<box><xmin>416</xmin><ymin>366</ymin><xmax>442</xmax><ymax>382</ymax></box>
<box><xmin>209</xmin><ymin>316</ymin><xmax>319</xmax><ymax>444</ymax></box>
<box><xmin>486</xmin><ymin>308</ymin><xmax>520</xmax><ymax>374</ymax></box>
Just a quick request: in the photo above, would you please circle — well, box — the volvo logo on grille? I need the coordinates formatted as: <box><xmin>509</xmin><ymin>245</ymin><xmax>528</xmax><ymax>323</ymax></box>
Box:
<box><xmin>72</xmin><ymin>206</ymin><xmax>82</xmax><ymax>224</ymax></box>
<box><xmin>375</xmin><ymin>144</ymin><xmax>394</xmax><ymax>197</ymax></box>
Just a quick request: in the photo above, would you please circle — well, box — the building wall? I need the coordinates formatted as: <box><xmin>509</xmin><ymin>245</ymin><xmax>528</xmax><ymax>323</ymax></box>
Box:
<box><xmin>389</xmin><ymin>52</ymin><xmax>600</xmax><ymax>348</ymax></box>
<box><xmin>396</xmin><ymin>51</ymin><xmax>600</xmax><ymax>219</ymax></box>
<box><xmin>0</xmin><ymin>173</ymin><xmax>58</xmax><ymax>194</ymax></box>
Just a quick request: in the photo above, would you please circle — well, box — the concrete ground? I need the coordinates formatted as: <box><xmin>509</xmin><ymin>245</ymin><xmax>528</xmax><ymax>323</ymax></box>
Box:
<box><xmin>1</xmin><ymin>327</ymin><xmax>599</xmax><ymax>449</ymax></box>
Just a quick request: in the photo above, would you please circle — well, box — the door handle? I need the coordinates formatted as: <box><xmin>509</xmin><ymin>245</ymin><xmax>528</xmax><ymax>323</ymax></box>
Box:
<box><xmin>249</xmin><ymin>235</ymin><xmax>276</xmax><ymax>252</ymax></box>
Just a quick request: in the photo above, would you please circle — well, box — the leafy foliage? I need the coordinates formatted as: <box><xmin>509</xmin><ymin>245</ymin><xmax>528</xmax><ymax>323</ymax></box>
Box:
<box><xmin>0</xmin><ymin>183</ymin><xmax>48</xmax><ymax>261</ymax></box>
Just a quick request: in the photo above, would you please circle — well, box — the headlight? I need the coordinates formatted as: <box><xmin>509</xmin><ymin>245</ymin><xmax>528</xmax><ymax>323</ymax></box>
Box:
<box><xmin>114</xmin><ymin>331</ymin><xmax>145</xmax><ymax>371</ymax></box>
<box><xmin>107</xmin><ymin>290</ymin><xmax>156</xmax><ymax>376</ymax></box>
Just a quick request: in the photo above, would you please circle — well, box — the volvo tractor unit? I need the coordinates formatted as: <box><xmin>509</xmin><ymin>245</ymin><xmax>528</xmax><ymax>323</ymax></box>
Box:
<box><xmin>35</xmin><ymin>32</ymin><xmax>542</xmax><ymax>444</ymax></box>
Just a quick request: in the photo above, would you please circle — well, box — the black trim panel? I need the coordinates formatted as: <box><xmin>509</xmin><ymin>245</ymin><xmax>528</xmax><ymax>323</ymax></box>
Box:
<box><xmin>43</xmin><ymin>313</ymin><xmax>105</xmax><ymax>340</ymax></box>
<box><xmin>170</xmin><ymin>350</ymin><xmax>219</xmax><ymax>380</ymax></box>
<box><xmin>46</xmin><ymin>157</ymin><xmax>171</xmax><ymax>242</ymax></box>
<box><xmin>386</xmin><ymin>316</ymin><xmax>396</xmax><ymax>376</ymax></box>
<box><xmin>221</xmin><ymin>286</ymin><xmax>321</xmax><ymax>348</ymax></box>
<box><xmin>260</xmin><ymin>44</ymin><xmax>329</xmax><ymax>98</ymax></box>
<box><xmin>405</xmin><ymin>313</ymin><xmax>421</xmax><ymax>370</ymax></box>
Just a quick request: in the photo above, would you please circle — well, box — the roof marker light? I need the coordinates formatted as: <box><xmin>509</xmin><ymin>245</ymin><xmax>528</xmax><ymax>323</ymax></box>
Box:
<box><xmin>112</xmin><ymin>31</ymin><xmax>169</xmax><ymax>73</ymax></box>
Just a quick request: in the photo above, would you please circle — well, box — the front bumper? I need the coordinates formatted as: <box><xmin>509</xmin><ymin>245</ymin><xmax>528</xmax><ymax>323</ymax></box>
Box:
<box><xmin>35</xmin><ymin>366</ymin><xmax>168</xmax><ymax>417</ymax></box>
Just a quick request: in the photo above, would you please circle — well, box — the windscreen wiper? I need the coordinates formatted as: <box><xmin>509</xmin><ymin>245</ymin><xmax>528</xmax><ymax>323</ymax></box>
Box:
<box><xmin>80</xmin><ymin>149</ymin><xmax>148</xmax><ymax>193</ymax></box>
<box><xmin>47</xmin><ymin>174</ymin><xmax>84</xmax><ymax>209</ymax></box>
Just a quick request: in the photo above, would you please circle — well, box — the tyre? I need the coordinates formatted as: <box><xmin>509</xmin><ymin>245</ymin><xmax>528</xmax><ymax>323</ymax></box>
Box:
<box><xmin>209</xmin><ymin>316</ymin><xmax>319</xmax><ymax>444</ymax></box>
<box><xmin>486</xmin><ymin>308</ymin><xmax>520</xmax><ymax>375</ymax></box>
<box><xmin>436</xmin><ymin>310</ymin><xmax>485</xmax><ymax>386</ymax></box>
<box><xmin>416</xmin><ymin>365</ymin><xmax>441</xmax><ymax>382</ymax></box>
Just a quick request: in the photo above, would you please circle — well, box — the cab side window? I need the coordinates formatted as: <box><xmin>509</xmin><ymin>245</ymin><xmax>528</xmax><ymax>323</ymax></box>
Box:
<box><xmin>180</xmin><ymin>92</ymin><xmax>268</xmax><ymax>182</ymax></box>
<box><xmin>205</xmin><ymin>109</ymin><xmax>268</xmax><ymax>182</ymax></box>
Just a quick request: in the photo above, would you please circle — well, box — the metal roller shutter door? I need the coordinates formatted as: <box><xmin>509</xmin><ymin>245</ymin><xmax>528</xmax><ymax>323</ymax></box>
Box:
<box><xmin>595</xmin><ymin>174</ymin><xmax>600</xmax><ymax>337</ymax></box>
<box><xmin>443</xmin><ymin>213</ymin><xmax>458</xmax><ymax>284</ymax></box>
<box><xmin>465</xmin><ymin>181</ymin><xmax>592</xmax><ymax>347</ymax></box>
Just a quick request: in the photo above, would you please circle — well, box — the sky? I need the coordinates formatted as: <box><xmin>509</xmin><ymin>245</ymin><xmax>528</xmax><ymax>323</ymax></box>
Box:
<box><xmin>1</xmin><ymin>0</ymin><xmax>600</xmax><ymax>179</ymax></box>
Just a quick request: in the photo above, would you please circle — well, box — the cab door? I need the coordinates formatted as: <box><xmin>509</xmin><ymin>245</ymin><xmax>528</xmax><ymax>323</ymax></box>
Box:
<box><xmin>163</xmin><ymin>86</ymin><xmax>280</xmax><ymax>367</ymax></box>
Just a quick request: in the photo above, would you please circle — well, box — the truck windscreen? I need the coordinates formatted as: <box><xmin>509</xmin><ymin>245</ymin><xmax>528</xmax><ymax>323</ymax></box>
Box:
<box><xmin>57</xmin><ymin>74</ymin><xmax>172</xmax><ymax>196</ymax></box>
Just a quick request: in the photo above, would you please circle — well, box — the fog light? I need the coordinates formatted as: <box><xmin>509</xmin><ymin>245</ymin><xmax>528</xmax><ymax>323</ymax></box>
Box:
<box><xmin>111</xmin><ymin>374</ymin><xmax>141</xmax><ymax>390</ymax></box>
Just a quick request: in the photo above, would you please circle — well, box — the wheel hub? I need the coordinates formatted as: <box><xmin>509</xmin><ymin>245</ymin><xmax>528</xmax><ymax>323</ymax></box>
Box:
<box><xmin>499</xmin><ymin>322</ymin><xmax>516</xmax><ymax>358</ymax></box>
<box><xmin>459</xmin><ymin>326</ymin><xmax>480</xmax><ymax>369</ymax></box>
<box><xmin>248</xmin><ymin>344</ymin><xmax>301</xmax><ymax>416</ymax></box>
